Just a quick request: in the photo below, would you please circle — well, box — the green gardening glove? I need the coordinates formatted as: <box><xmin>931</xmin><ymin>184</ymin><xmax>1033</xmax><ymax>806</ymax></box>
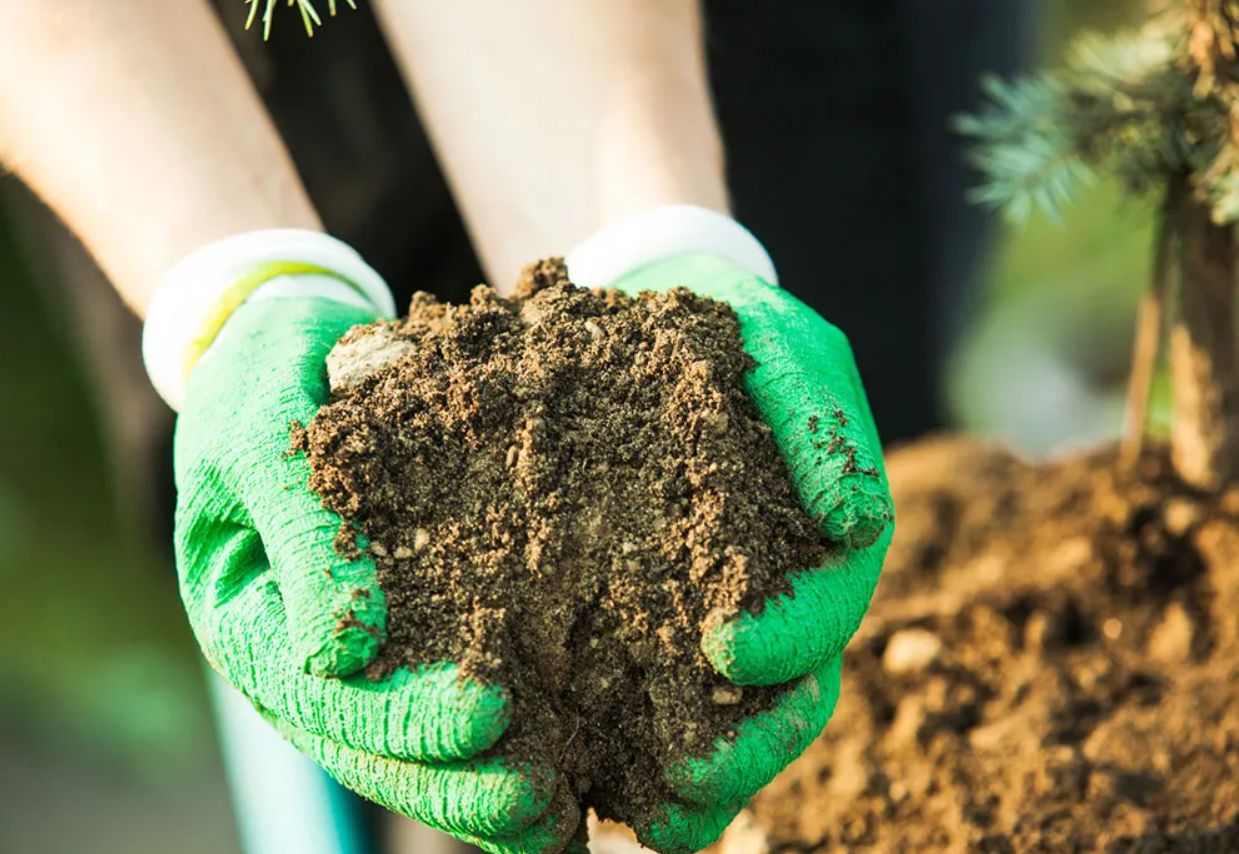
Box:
<box><xmin>144</xmin><ymin>231</ymin><xmax>579</xmax><ymax>854</ymax></box>
<box><xmin>569</xmin><ymin>210</ymin><xmax>894</xmax><ymax>854</ymax></box>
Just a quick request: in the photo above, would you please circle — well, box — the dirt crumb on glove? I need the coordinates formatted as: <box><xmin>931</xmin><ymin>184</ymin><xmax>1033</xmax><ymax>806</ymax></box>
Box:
<box><xmin>292</xmin><ymin>259</ymin><xmax>834</xmax><ymax>833</ymax></box>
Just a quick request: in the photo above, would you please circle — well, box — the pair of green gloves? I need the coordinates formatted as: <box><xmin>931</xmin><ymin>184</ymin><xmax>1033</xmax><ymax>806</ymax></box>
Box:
<box><xmin>166</xmin><ymin>228</ymin><xmax>893</xmax><ymax>854</ymax></box>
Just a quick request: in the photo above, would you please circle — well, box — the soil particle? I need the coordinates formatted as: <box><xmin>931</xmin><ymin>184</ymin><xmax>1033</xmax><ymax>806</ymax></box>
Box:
<box><xmin>709</xmin><ymin>437</ymin><xmax>1239</xmax><ymax>854</ymax></box>
<box><xmin>881</xmin><ymin>628</ymin><xmax>942</xmax><ymax>675</ymax></box>
<box><xmin>293</xmin><ymin>259</ymin><xmax>832</xmax><ymax>832</ymax></box>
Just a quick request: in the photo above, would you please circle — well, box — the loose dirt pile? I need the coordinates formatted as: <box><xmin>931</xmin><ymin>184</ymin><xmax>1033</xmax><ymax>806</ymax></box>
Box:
<box><xmin>291</xmin><ymin>260</ymin><xmax>833</xmax><ymax>834</ymax></box>
<box><xmin>710</xmin><ymin>437</ymin><xmax>1239</xmax><ymax>854</ymax></box>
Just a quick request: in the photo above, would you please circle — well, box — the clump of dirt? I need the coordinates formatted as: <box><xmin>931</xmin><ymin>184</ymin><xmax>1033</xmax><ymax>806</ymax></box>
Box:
<box><xmin>292</xmin><ymin>260</ymin><xmax>835</xmax><ymax>835</ymax></box>
<box><xmin>712</xmin><ymin>437</ymin><xmax>1239</xmax><ymax>854</ymax></box>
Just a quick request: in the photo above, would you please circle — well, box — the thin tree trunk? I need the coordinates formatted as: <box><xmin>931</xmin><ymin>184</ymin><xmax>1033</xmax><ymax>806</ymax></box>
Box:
<box><xmin>1170</xmin><ymin>190</ymin><xmax>1239</xmax><ymax>489</ymax></box>
<box><xmin>1121</xmin><ymin>184</ymin><xmax>1177</xmax><ymax>469</ymax></box>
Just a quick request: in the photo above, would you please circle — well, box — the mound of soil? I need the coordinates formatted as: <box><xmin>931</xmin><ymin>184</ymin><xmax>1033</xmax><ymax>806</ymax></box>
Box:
<box><xmin>708</xmin><ymin>437</ymin><xmax>1239</xmax><ymax>854</ymax></box>
<box><xmin>292</xmin><ymin>260</ymin><xmax>835</xmax><ymax>835</ymax></box>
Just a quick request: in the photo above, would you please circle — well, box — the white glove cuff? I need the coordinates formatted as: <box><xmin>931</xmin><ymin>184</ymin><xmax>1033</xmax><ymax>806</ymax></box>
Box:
<box><xmin>564</xmin><ymin>205</ymin><xmax>778</xmax><ymax>289</ymax></box>
<box><xmin>142</xmin><ymin>229</ymin><xmax>395</xmax><ymax>412</ymax></box>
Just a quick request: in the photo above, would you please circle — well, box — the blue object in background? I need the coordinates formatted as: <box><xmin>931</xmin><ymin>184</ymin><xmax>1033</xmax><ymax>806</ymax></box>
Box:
<box><xmin>208</xmin><ymin>668</ymin><xmax>373</xmax><ymax>854</ymax></box>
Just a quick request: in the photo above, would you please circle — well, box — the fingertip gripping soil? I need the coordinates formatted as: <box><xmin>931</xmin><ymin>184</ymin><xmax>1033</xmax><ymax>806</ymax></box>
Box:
<box><xmin>461</xmin><ymin>778</ymin><xmax>584</xmax><ymax>854</ymax></box>
<box><xmin>666</xmin><ymin>659</ymin><xmax>842</xmax><ymax>806</ymax></box>
<box><xmin>285</xmin><ymin>721</ymin><xmax>558</xmax><ymax>840</ymax></box>
<box><xmin>816</xmin><ymin>478</ymin><xmax>893</xmax><ymax>550</ymax></box>
<box><xmin>393</xmin><ymin>663</ymin><xmax>514</xmax><ymax>760</ymax></box>
<box><xmin>303</xmin><ymin>595</ymin><xmax>385</xmax><ymax>678</ymax></box>
<box><xmin>456</xmin><ymin>758</ymin><xmax>560</xmax><ymax>837</ymax></box>
<box><xmin>701</xmin><ymin>530</ymin><xmax>889</xmax><ymax>686</ymax></box>
<box><xmin>634</xmin><ymin>799</ymin><xmax>740</xmax><ymax>854</ymax></box>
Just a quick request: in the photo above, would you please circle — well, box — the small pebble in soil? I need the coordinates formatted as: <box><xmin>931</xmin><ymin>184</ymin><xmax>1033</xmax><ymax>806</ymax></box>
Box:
<box><xmin>881</xmin><ymin>628</ymin><xmax>942</xmax><ymax>675</ymax></box>
<box><xmin>1148</xmin><ymin>602</ymin><xmax>1195</xmax><ymax>664</ymax></box>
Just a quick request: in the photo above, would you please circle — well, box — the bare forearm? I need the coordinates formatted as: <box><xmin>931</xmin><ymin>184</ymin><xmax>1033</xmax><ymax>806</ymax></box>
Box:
<box><xmin>375</xmin><ymin>0</ymin><xmax>727</xmax><ymax>289</ymax></box>
<box><xmin>0</xmin><ymin>0</ymin><xmax>318</xmax><ymax>316</ymax></box>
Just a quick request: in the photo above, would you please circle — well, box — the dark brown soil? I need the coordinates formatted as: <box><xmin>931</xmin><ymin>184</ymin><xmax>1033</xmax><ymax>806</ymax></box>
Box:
<box><xmin>710</xmin><ymin>437</ymin><xmax>1239</xmax><ymax>854</ymax></box>
<box><xmin>292</xmin><ymin>260</ymin><xmax>832</xmax><ymax>833</ymax></box>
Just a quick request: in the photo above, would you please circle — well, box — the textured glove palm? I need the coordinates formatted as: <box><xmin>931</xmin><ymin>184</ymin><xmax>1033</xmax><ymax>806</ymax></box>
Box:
<box><xmin>610</xmin><ymin>255</ymin><xmax>894</xmax><ymax>854</ymax></box>
<box><xmin>174</xmin><ymin>289</ymin><xmax>578</xmax><ymax>854</ymax></box>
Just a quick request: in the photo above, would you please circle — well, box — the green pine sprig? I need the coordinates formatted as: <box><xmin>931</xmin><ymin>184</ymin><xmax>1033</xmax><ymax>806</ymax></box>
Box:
<box><xmin>953</xmin><ymin>73</ymin><xmax>1091</xmax><ymax>223</ymax></box>
<box><xmin>955</xmin><ymin>10</ymin><xmax>1239</xmax><ymax>227</ymax></box>
<box><xmin>955</xmin><ymin>21</ymin><xmax>1193</xmax><ymax>224</ymax></box>
<box><xmin>244</xmin><ymin>0</ymin><xmax>358</xmax><ymax>40</ymax></box>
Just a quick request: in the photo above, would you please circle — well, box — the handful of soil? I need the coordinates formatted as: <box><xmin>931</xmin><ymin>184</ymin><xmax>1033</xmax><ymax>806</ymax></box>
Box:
<box><xmin>291</xmin><ymin>260</ymin><xmax>832</xmax><ymax>835</ymax></box>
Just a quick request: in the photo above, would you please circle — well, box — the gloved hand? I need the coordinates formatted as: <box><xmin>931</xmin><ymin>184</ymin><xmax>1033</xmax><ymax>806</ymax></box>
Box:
<box><xmin>143</xmin><ymin>230</ymin><xmax>580</xmax><ymax>854</ymax></box>
<box><xmin>567</xmin><ymin>208</ymin><xmax>894</xmax><ymax>854</ymax></box>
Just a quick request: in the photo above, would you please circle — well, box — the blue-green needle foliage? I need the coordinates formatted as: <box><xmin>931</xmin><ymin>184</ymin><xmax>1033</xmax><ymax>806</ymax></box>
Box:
<box><xmin>245</xmin><ymin>0</ymin><xmax>358</xmax><ymax>40</ymax></box>
<box><xmin>956</xmin><ymin>9</ymin><xmax>1239</xmax><ymax>227</ymax></box>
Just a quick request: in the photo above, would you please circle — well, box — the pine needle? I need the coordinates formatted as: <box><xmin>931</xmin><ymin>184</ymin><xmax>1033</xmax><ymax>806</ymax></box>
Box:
<box><xmin>244</xmin><ymin>0</ymin><xmax>358</xmax><ymax>40</ymax></box>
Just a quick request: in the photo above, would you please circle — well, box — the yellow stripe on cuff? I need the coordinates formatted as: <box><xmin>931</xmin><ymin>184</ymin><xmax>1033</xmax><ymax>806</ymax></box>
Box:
<box><xmin>182</xmin><ymin>261</ymin><xmax>370</xmax><ymax>382</ymax></box>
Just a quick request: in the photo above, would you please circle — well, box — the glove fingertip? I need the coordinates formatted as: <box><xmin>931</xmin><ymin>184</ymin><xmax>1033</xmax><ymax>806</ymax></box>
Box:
<box><xmin>454</xmin><ymin>761</ymin><xmax>556</xmax><ymax>837</ymax></box>
<box><xmin>667</xmin><ymin>661</ymin><xmax>842</xmax><ymax>807</ymax></box>
<box><xmin>634</xmin><ymin>801</ymin><xmax>738</xmax><ymax>854</ymax></box>
<box><xmin>301</xmin><ymin>595</ymin><xmax>385</xmax><ymax>678</ymax></box>
<box><xmin>701</xmin><ymin>613</ymin><xmax>800</xmax><ymax>687</ymax></box>
<box><xmin>509</xmin><ymin>764</ymin><xmax>567</xmax><ymax>833</ymax></box>
<box><xmin>815</xmin><ymin>481</ymin><xmax>893</xmax><ymax>550</ymax></box>
<box><xmin>304</xmin><ymin>633</ymin><xmax>376</xmax><ymax>678</ymax></box>
<box><xmin>458</xmin><ymin>681</ymin><xmax>515</xmax><ymax>754</ymax></box>
<box><xmin>470</xmin><ymin>774</ymin><xmax>582</xmax><ymax>854</ymax></box>
<box><xmin>704</xmin><ymin>526</ymin><xmax>893</xmax><ymax>687</ymax></box>
<box><xmin>396</xmin><ymin>663</ymin><xmax>514</xmax><ymax>759</ymax></box>
<box><xmin>701</xmin><ymin>619</ymin><xmax>743</xmax><ymax>683</ymax></box>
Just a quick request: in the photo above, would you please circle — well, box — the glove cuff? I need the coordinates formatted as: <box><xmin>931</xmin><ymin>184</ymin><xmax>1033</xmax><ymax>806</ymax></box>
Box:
<box><xmin>142</xmin><ymin>229</ymin><xmax>395</xmax><ymax>412</ymax></box>
<box><xmin>565</xmin><ymin>204</ymin><xmax>778</xmax><ymax>289</ymax></box>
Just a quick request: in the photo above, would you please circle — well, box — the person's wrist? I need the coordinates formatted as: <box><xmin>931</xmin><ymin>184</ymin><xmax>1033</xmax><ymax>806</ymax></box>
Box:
<box><xmin>142</xmin><ymin>229</ymin><xmax>395</xmax><ymax>412</ymax></box>
<box><xmin>565</xmin><ymin>204</ymin><xmax>777</xmax><ymax>289</ymax></box>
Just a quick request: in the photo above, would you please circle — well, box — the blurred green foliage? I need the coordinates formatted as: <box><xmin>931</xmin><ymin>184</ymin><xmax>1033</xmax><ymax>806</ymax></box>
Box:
<box><xmin>950</xmin><ymin>0</ymin><xmax>1171</xmax><ymax>450</ymax></box>
<box><xmin>0</xmin><ymin>200</ymin><xmax>208</xmax><ymax>774</ymax></box>
<box><xmin>950</xmin><ymin>177</ymin><xmax>1171</xmax><ymax>452</ymax></box>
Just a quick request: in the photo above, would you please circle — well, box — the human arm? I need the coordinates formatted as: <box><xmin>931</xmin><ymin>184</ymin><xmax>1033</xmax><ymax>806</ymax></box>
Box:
<box><xmin>373</xmin><ymin>0</ymin><xmax>729</xmax><ymax>290</ymax></box>
<box><xmin>0</xmin><ymin>0</ymin><xmax>318</xmax><ymax>316</ymax></box>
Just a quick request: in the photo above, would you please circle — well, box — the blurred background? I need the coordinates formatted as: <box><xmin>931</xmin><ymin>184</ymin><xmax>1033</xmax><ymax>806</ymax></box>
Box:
<box><xmin>0</xmin><ymin>0</ymin><xmax>1154</xmax><ymax>852</ymax></box>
